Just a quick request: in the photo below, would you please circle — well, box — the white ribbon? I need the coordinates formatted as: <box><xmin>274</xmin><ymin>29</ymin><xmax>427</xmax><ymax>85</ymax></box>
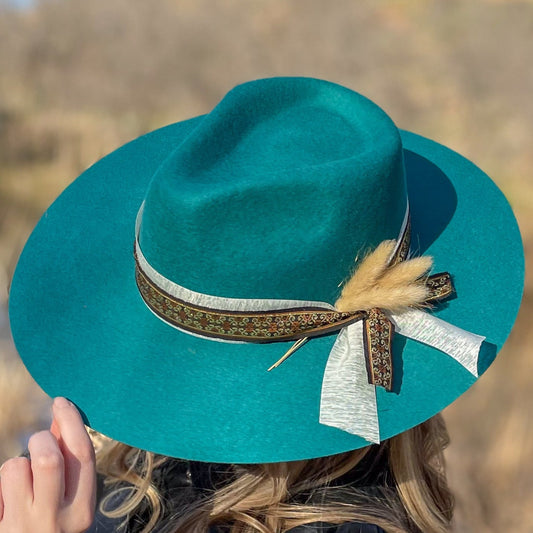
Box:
<box><xmin>320</xmin><ymin>321</ymin><xmax>380</xmax><ymax>442</ymax></box>
<box><xmin>319</xmin><ymin>309</ymin><xmax>484</xmax><ymax>443</ymax></box>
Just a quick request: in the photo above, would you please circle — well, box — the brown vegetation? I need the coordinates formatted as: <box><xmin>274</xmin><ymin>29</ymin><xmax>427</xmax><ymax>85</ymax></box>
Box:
<box><xmin>0</xmin><ymin>1</ymin><xmax>532</xmax><ymax>531</ymax></box>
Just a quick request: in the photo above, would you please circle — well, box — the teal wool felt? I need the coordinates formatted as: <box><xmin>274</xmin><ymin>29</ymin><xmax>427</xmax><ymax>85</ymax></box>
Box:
<box><xmin>9</xmin><ymin>77</ymin><xmax>524</xmax><ymax>463</ymax></box>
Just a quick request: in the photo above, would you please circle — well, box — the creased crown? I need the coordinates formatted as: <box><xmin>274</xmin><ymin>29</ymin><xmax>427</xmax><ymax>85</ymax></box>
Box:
<box><xmin>139</xmin><ymin>77</ymin><xmax>408</xmax><ymax>303</ymax></box>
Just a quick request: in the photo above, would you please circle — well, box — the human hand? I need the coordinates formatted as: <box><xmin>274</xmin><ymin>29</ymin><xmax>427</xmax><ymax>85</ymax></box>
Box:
<box><xmin>0</xmin><ymin>397</ymin><xmax>96</xmax><ymax>533</ymax></box>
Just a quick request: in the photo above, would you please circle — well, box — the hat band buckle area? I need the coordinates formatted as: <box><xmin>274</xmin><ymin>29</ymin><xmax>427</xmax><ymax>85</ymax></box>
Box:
<box><xmin>134</xmin><ymin>204</ymin><xmax>485</xmax><ymax>443</ymax></box>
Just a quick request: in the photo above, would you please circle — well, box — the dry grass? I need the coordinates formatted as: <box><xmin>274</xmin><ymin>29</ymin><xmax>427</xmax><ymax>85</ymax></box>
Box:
<box><xmin>0</xmin><ymin>355</ymin><xmax>50</xmax><ymax>460</ymax></box>
<box><xmin>0</xmin><ymin>1</ymin><xmax>532</xmax><ymax>531</ymax></box>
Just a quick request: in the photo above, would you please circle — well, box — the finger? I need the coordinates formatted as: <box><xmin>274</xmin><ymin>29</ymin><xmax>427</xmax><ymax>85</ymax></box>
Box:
<box><xmin>51</xmin><ymin>398</ymin><xmax>96</xmax><ymax>510</ymax></box>
<box><xmin>27</xmin><ymin>430</ymin><xmax>65</xmax><ymax>514</ymax></box>
<box><xmin>0</xmin><ymin>457</ymin><xmax>33</xmax><ymax>520</ymax></box>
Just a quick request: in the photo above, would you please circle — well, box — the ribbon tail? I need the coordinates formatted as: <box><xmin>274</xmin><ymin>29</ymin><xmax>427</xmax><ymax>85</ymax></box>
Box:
<box><xmin>363</xmin><ymin>308</ymin><xmax>394</xmax><ymax>391</ymax></box>
<box><xmin>390</xmin><ymin>309</ymin><xmax>485</xmax><ymax>377</ymax></box>
<box><xmin>319</xmin><ymin>322</ymin><xmax>380</xmax><ymax>443</ymax></box>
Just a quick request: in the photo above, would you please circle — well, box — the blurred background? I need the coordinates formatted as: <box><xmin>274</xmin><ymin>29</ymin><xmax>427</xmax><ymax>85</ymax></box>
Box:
<box><xmin>0</xmin><ymin>0</ymin><xmax>531</xmax><ymax>531</ymax></box>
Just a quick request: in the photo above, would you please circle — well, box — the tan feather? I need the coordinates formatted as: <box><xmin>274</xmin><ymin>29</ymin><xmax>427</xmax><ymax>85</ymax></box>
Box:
<box><xmin>378</xmin><ymin>256</ymin><xmax>433</xmax><ymax>289</ymax></box>
<box><xmin>335</xmin><ymin>240</ymin><xmax>433</xmax><ymax>313</ymax></box>
<box><xmin>337</xmin><ymin>240</ymin><xmax>396</xmax><ymax>305</ymax></box>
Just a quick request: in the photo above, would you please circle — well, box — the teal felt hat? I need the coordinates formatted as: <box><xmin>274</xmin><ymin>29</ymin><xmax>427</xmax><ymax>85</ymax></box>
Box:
<box><xmin>9</xmin><ymin>77</ymin><xmax>524</xmax><ymax>463</ymax></box>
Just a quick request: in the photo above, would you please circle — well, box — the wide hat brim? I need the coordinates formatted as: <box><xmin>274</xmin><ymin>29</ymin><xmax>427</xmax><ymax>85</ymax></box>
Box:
<box><xmin>9</xmin><ymin>116</ymin><xmax>524</xmax><ymax>463</ymax></box>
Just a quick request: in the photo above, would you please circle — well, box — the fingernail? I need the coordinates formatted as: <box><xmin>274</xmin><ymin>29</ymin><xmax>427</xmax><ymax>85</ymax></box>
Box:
<box><xmin>54</xmin><ymin>397</ymin><xmax>72</xmax><ymax>409</ymax></box>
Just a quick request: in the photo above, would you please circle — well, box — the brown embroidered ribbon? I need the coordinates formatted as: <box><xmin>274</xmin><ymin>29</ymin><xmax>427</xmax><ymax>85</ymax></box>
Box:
<box><xmin>135</xmin><ymin>262</ymin><xmax>364</xmax><ymax>342</ymax></box>
<box><xmin>134</xmin><ymin>215</ymin><xmax>455</xmax><ymax>389</ymax></box>
<box><xmin>362</xmin><ymin>270</ymin><xmax>455</xmax><ymax>392</ymax></box>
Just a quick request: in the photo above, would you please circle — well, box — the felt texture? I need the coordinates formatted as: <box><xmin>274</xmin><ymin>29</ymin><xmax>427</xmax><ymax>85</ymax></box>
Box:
<box><xmin>140</xmin><ymin>78</ymin><xmax>407</xmax><ymax>302</ymax></box>
<box><xmin>9</xmin><ymin>77</ymin><xmax>524</xmax><ymax>463</ymax></box>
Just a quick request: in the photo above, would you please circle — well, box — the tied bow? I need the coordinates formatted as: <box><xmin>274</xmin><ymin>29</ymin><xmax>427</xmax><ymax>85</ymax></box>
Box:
<box><xmin>317</xmin><ymin>236</ymin><xmax>483</xmax><ymax>443</ymax></box>
<box><xmin>336</xmin><ymin>240</ymin><xmax>455</xmax><ymax>392</ymax></box>
<box><xmin>271</xmin><ymin>223</ymin><xmax>455</xmax><ymax>392</ymax></box>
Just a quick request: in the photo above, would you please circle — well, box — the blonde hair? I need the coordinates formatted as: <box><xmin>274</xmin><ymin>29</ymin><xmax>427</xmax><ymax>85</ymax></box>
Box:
<box><xmin>94</xmin><ymin>414</ymin><xmax>453</xmax><ymax>533</ymax></box>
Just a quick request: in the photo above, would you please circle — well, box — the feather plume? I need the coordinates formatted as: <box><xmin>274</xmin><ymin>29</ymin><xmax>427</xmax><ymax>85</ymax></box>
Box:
<box><xmin>337</xmin><ymin>240</ymin><xmax>396</xmax><ymax>302</ymax></box>
<box><xmin>378</xmin><ymin>255</ymin><xmax>433</xmax><ymax>288</ymax></box>
<box><xmin>335</xmin><ymin>241</ymin><xmax>433</xmax><ymax>313</ymax></box>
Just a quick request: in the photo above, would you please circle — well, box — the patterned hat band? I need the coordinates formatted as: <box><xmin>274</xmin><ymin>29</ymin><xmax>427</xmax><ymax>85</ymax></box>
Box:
<box><xmin>133</xmin><ymin>203</ymin><xmax>484</xmax><ymax>443</ymax></box>
<box><xmin>134</xmin><ymin>205</ymin><xmax>451</xmax><ymax>344</ymax></box>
